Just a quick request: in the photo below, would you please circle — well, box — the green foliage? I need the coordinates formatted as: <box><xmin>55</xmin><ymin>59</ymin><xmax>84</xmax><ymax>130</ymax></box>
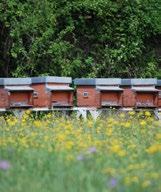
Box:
<box><xmin>0</xmin><ymin>0</ymin><xmax>161</xmax><ymax>77</ymax></box>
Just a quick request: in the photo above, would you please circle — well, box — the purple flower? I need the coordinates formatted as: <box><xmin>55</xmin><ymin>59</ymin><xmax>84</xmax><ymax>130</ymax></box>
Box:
<box><xmin>0</xmin><ymin>160</ymin><xmax>10</xmax><ymax>170</ymax></box>
<box><xmin>109</xmin><ymin>178</ymin><xmax>117</xmax><ymax>188</ymax></box>
<box><xmin>76</xmin><ymin>154</ymin><xmax>84</xmax><ymax>161</ymax></box>
<box><xmin>88</xmin><ymin>146</ymin><xmax>97</xmax><ymax>154</ymax></box>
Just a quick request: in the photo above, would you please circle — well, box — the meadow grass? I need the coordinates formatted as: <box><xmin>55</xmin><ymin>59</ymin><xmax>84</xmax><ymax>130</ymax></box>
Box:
<box><xmin>0</xmin><ymin>111</ymin><xmax>161</xmax><ymax>192</ymax></box>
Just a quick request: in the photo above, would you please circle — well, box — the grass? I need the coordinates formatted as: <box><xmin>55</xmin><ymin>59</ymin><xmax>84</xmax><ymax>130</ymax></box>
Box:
<box><xmin>0</xmin><ymin>110</ymin><xmax>161</xmax><ymax>192</ymax></box>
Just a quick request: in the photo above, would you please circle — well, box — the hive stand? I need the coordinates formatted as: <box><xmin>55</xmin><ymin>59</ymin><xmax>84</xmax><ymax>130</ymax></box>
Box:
<box><xmin>0</xmin><ymin>107</ymin><xmax>160</xmax><ymax>121</ymax></box>
<box><xmin>12</xmin><ymin>109</ymin><xmax>25</xmax><ymax>120</ymax></box>
<box><xmin>154</xmin><ymin>109</ymin><xmax>161</xmax><ymax>121</ymax></box>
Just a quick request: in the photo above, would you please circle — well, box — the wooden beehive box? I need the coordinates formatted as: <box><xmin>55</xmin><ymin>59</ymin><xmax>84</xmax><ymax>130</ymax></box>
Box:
<box><xmin>0</xmin><ymin>78</ymin><xmax>8</xmax><ymax>109</ymax></box>
<box><xmin>156</xmin><ymin>80</ymin><xmax>161</xmax><ymax>107</ymax></box>
<box><xmin>96</xmin><ymin>78</ymin><xmax>123</xmax><ymax>108</ymax></box>
<box><xmin>131</xmin><ymin>79</ymin><xmax>158</xmax><ymax>108</ymax></box>
<box><xmin>74</xmin><ymin>78</ymin><xmax>100</xmax><ymax>107</ymax></box>
<box><xmin>4</xmin><ymin>78</ymin><xmax>34</xmax><ymax>109</ymax></box>
<box><xmin>74</xmin><ymin>78</ymin><xmax>123</xmax><ymax>108</ymax></box>
<box><xmin>31</xmin><ymin>77</ymin><xmax>73</xmax><ymax>108</ymax></box>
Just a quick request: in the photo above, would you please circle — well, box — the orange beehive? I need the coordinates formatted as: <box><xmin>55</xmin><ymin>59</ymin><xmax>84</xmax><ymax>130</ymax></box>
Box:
<box><xmin>4</xmin><ymin>78</ymin><xmax>34</xmax><ymax>109</ymax></box>
<box><xmin>131</xmin><ymin>79</ymin><xmax>158</xmax><ymax>108</ymax></box>
<box><xmin>0</xmin><ymin>79</ymin><xmax>8</xmax><ymax>109</ymax></box>
<box><xmin>156</xmin><ymin>80</ymin><xmax>161</xmax><ymax>107</ymax></box>
<box><xmin>74</xmin><ymin>78</ymin><xmax>123</xmax><ymax>108</ymax></box>
<box><xmin>31</xmin><ymin>77</ymin><xmax>73</xmax><ymax>109</ymax></box>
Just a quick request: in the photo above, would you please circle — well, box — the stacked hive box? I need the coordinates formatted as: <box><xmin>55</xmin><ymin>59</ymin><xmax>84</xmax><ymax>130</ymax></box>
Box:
<box><xmin>121</xmin><ymin>78</ymin><xmax>159</xmax><ymax>108</ymax></box>
<box><xmin>0</xmin><ymin>77</ymin><xmax>160</xmax><ymax>110</ymax></box>
<box><xmin>156</xmin><ymin>80</ymin><xmax>161</xmax><ymax>108</ymax></box>
<box><xmin>31</xmin><ymin>77</ymin><xmax>73</xmax><ymax>109</ymax></box>
<box><xmin>131</xmin><ymin>79</ymin><xmax>158</xmax><ymax>108</ymax></box>
<box><xmin>0</xmin><ymin>78</ymin><xmax>8</xmax><ymax>109</ymax></box>
<box><xmin>4</xmin><ymin>78</ymin><xmax>34</xmax><ymax>109</ymax></box>
<box><xmin>74</xmin><ymin>78</ymin><xmax>123</xmax><ymax>108</ymax></box>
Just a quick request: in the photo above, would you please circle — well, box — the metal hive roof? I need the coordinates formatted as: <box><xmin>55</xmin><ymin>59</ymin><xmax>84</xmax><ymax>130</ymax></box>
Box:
<box><xmin>74</xmin><ymin>78</ymin><xmax>96</xmax><ymax>85</ymax></box>
<box><xmin>131</xmin><ymin>78</ymin><xmax>157</xmax><ymax>85</ymax></box>
<box><xmin>74</xmin><ymin>78</ymin><xmax>121</xmax><ymax>85</ymax></box>
<box><xmin>157</xmin><ymin>80</ymin><xmax>161</xmax><ymax>86</ymax></box>
<box><xmin>96</xmin><ymin>78</ymin><xmax>121</xmax><ymax>85</ymax></box>
<box><xmin>4</xmin><ymin>78</ymin><xmax>31</xmax><ymax>85</ymax></box>
<box><xmin>32</xmin><ymin>76</ymin><xmax>72</xmax><ymax>84</ymax></box>
<box><xmin>0</xmin><ymin>78</ymin><xmax>4</xmax><ymax>86</ymax></box>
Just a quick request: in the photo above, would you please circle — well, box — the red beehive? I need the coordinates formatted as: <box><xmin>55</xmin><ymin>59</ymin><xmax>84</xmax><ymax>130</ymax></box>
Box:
<box><xmin>4</xmin><ymin>78</ymin><xmax>34</xmax><ymax>109</ymax></box>
<box><xmin>74</xmin><ymin>78</ymin><xmax>123</xmax><ymax>108</ymax></box>
<box><xmin>131</xmin><ymin>79</ymin><xmax>158</xmax><ymax>108</ymax></box>
<box><xmin>156</xmin><ymin>80</ymin><xmax>161</xmax><ymax>108</ymax></box>
<box><xmin>31</xmin><ymin>77</ymin><xmax>73</xmax><ymax>109</ymax></box>
<box><xmin>0</xmin><ymin>79</ymin><xmax>8</xmax><ymax>109</ymax></box>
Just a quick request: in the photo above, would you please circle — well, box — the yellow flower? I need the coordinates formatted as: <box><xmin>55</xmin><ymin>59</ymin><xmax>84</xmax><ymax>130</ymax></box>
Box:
<box><xmin>131</xmin><ymin>176</ymin><xmax>139</xmax><ymax>183</ymax></box>
<box><xmin>102</xmin><ymin>167</ymin><xmax>117</xmax><ymax>176</ymax></box>
<box><xmin>65</xmin><ymin>141</ymin><xmax>74</xmax><ymax>150</ymax></box>
<box><xmin>145</xmin><ymin>111</ymin><xmax>151</xmax><ymax>117</ymax></box>
<box><xmin>111</xmin><ymin>145</ymin><xmax>126</xmax><ymax>157</ymax></box>
<box><xmin>119</xmin><ymin>113</ymin><xmax>125</xmax><ymax>118</ymax></box>
<box><xmin>155</xmin><ymin>133</ymin><xmax>161</xmax><ymax>140</ymax></box>
<box><xmin>124</xmin><ymin>122</ymin><xmax>131</xmax><ymax>128</ymax></box>
<box><xmin>106</xmin><ymin>128</ymin><xmax>112</xmax><ymax>136</ymax></box>
<box><xmin>124</xmin><ymin>176</ymin><xmax>132</xmax><ymax>185</ymax></box>
<box><xmin>66</xmin><ymin>154</ymin><xmax>74</xmax><ymax>161</ymax></box>
<box><xmin>33</xmin><ymin>120</ymin><xmax>42</xmax><ymax>128</ymax></box>
<box><xmin>118</xmin><ymin>150</ymin><xmax>126</xmax><ymax>157</ymax></box>
<box><xmin>142</xmin><ymin>180</ymin><xmax>151</xmax><ymax>188</ymax></box>
<box><xmin>146</xmin><ymin>144</ymin><xmax>161</xmax><ymax>154</ymax></box>
<box><xmin>56</xmin><ymin>134</ymin><xmax>66</xmax><ymax>142</ymax></box>
<box><xmin>128</xmin><ymin>111</ymin><xmax>135</xmax><ymax>116</ymax></box>
<box><xmin>140</xmin><ymin>120</ymin><xmax>146</xmax><ymax>127</ymax></box>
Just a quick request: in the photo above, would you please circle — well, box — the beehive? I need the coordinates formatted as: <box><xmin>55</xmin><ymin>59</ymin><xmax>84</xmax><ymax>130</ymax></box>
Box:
<box><xmin>74</xmin><ymin>78</ymin><xmax>123</xmax><ymax>108</ymax></box>
<box><xmin>131</xmin><ymin>79</ymin><xmax>158</xmax><ymax>108</ymax></box>
<box><xmin>31</xmin><ymin>77</ymin><xmax>73</xmax><ymax>108</ymax></box>
<box><xmin>156</xmin><ymin>80</ymin><xmax>161</xmax><ymax>107</ymax></box>
<box><xmin>4</xmin><ymin>78</ymin><xmax>34</xmax><ymax>109</ymax></box>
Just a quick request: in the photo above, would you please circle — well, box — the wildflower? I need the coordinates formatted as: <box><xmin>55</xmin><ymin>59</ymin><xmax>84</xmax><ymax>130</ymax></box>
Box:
<box><xmin>102</xmin><ymin>168</ymin><xmax>116</xmax><ymax>176</ymax></box>
<box><xmin>119</xmin><ymin>113</ymin><xmax>125</xmax><ymax>118</ymax></box>
<box><xmin>129</xmin><ymin>111</ymin><xmax>135</xmax><ymax>116</ymax></box>
<box><xmin>124</xmin><ymin>122</ymin><xmax>131</xmax><ymax>128</ymax></box>
<box><xmin>108</xmin><ymin>178</ymin><xmax>117</xmax><ymax>188</ymax></box>
<box><xmin>145</xmin><ymin>111</ymin><xmax>151</xmax><ymax>117</ymax></box>
<box><xmin>106</xmin><ymin>128</ymin><xmax>112</xmax><ymax>136</ymax></box>
<box><xmin>66</xmin><ymin>154</ymin><xmax>74</xmax><ymax>161</ymax></box>
<box><xmin>65</xmin><ymin>141</ymin><xmax>74</xmax><ymax>150</ymax></box>
<box><xmin>110</xmin><ymin>145</ymin><xmax>126</xmax><ymax>157</ymax></box>
<box><xmin>76</xmin><ymin>154</ymin><xmax>84</xmax><ymax>161</ymax></box>
<box><xmin>0</xmin><ymin>160</ymin><xmax>10</xmax><ymax>170</ymax></box>
<box><xmin>146</xmin><ymin>144</ymin><xmax>161</xmax><ymax>154</ymax></box>
<box><xmin>140</xmin><ymin>120</ymin><xmax>146</xmax><ymax>127</ymax></box>
<box><xmin>124</xmin><ymin>176</ymin><xmax>132</xmax><ymax>185</ymax></box>
<box><xmin>87</xmin><ymin>146</ymin><xmax>97</xmax><ymax>154</ymax></box>
<box><xmin>142</xmin><ymin>180</ymin><xmax>151</xmax><ymax>188</ymax></box>
<box><xmin>155</xmin><ymin>133</ymin><xmax>161</xmax><ymax>140</ymax></box>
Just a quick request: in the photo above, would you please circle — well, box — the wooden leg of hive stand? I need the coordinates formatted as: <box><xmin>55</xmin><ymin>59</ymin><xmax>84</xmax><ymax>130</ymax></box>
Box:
<box><xmin>154</xmin><ymin>109</ymin><xmax>161</xmax><ymax>121</ymax></box>
<box><xmin>89</xmin><ymin>110</ymin><xmax>102</xmax><ymax>120</ymax></box>
<box><xmin>12</xmin><ymin>109</ymin><xmax>25</xmax><ymax>120</ymax></box>
<box><xmin>76</xmin><ymin>108</ymin><xmax>87</xmax><ymax>120</ymax></box>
